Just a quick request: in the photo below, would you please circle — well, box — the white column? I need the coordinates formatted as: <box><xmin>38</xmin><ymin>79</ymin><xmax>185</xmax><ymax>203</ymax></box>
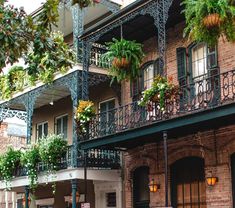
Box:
<box><xmin>5</xmin><ymin>191</ymin><xmax>8</xmax><ymax>208</ymax></box>
<box><xmin>12</xmin><ymin>192</ymin><xmax>16</xmax><ymax>208</ymax></box>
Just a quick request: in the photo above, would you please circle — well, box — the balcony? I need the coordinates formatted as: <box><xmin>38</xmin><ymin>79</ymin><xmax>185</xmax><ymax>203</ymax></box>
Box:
<box><xmin>81</xmin><ymin>68</ymin><xmax>235</xmax><ymax>149</ymax></box>
<box><xmin>12</xmin><ymin>146</ymin><xmax>121</xmax><ymax>178</ymax></box>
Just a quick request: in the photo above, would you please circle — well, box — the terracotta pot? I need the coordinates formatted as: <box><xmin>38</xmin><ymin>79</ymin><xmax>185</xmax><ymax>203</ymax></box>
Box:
<box><xmin>203</xmin><ymin>13</ymin><xmax>222</xmax><ymax>28</ymax></box>
<box><xmin>112</xmin><ymin>57</ymin><xmax>130</xmax><ymax>69</ymax></box>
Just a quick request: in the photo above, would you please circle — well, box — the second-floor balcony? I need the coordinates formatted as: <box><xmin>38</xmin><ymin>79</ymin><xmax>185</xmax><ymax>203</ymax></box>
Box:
<box><xmin>81</xmin><ymin>68</ymin><xmax>235</xmax><ymax>149</ymax></box>
<box><xmin>9</xmin><ymin>146</ymin><xmax>121</xmax><ymax>180</ymax></box>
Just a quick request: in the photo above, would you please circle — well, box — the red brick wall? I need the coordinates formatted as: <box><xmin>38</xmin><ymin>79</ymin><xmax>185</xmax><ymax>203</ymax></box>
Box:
<box><xmin>122</xmin><ymin>21</ymin><xmax>235</xmax><ymax>105</ymax></box>
<box><xmin>123</xmin><ymin>125</ymin><xmax>235</xmax><ymax>208</ymax></box>
<box><xmin>0</xmin><ymin>122</ymin><xmax>26</xmax><ymax>153</ymax></box>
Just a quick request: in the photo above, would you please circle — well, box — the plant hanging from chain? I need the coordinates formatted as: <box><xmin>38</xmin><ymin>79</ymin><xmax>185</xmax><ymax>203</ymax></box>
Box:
<box><xmin>182</xmin><ymin>0</ymin><xmax>235</xmax><ymax>46</ymax></box>
<box><xmin>102</xmin><ymin>38</ymin><xmax>144</xmax><ymax>84</ymax></box>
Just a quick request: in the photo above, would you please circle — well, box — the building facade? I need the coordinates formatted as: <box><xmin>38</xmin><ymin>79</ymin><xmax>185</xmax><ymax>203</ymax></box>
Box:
<box><xmin>1</xmin><ymin>0</ymin><xmax>235</xmax><ymax>208</ymax></box>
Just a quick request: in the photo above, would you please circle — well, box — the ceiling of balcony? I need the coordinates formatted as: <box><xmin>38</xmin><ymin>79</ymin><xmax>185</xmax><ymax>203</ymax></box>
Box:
<box><xmin>84</xmin><ymin>0</ymin><xmax>183</xmax><ymax>44</ymax></box>
<box><xmin>55</xmin><ymin>3</ymin><xmax>119</xmax><ymax>36</ymax></box>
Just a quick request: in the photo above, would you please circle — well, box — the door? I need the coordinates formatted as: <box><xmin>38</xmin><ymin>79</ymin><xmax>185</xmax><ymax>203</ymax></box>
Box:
<box><xmin>133</xmin><ymin>166</ymin><xmax>150</xmax><ymax>208</ymax></box>
<box><xmin>231</xmin><ymin>153</ymin><xmax>235</xmax><ymax>208</ymax></box>
<box><xmin>171</xmin><ymin>157</ymin><xmax>206</xmax><ymax>208</ymax></box>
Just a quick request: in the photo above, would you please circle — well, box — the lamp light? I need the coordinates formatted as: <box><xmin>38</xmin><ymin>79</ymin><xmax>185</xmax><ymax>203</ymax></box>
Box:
<box><xmin>206</xmin><ymin>171</ymin><xmax>218</xmax><ymax>186</ymax></box>
<box><xmin>149</xmin><ymin>179</ymin><xmax>160</xmax><ymax>193</ymax></box>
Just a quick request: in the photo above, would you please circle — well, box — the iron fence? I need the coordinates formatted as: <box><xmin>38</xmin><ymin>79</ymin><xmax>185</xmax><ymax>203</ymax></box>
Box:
<box><xmin>89</xmin><ymin>68</ymin><xmax>235</xmax><ymax>139</ymax></box>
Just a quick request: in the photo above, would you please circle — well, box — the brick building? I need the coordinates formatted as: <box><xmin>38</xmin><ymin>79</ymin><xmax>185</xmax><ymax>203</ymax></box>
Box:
<box><xmin>0</xmin><ymin>0</ymin><xmax>235</xmax><ymax>208</ymax></box>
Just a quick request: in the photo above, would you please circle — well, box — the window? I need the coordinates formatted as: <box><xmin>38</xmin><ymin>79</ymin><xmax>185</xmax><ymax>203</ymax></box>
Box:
<box><xmin>99</xmin><ymin>99</ymin><xmax>115</xmax><ymax>135</ymax></box>
<box><xmin>133</xmin><ymin>166</ymin><xmax>150</xmax><ymax>208</ymax></box>
<box><xmin>106</xmin><ymin>192</ymin><xmax>116</xmax><ymax>207</ymax></box>
<box><xmin>37</xmin><ymin>122</ymin><xmax>48</xmax><ymax>140</ymax></box>
<box><xmin>171</xmin><ymin>157</ymin><xmax>206</xmax><ymax>208</ymax></box>
<box><xmin>55</xmin><ymin>115</ymin><xmax>68</xmax><ymax>139</ymax></box>
<box><xmin>143</xmin><ymin>63</ymin><xmax>155</xmax><ymax>89</ymax></box>
<box><xmin>131</xmin><ymin>59</ymin><xmax>162</xmax><ymax>99</ymax></box>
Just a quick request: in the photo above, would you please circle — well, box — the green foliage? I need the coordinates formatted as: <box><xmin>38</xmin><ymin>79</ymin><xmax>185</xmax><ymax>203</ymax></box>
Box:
<box><xmin>0</xmin><ymin>2</ymin><xmax>33</xmax><ymax>69</ymax></box>
<box><xmin>182</xmin><ymin>0</ymin><xmax>235</xmax><ymax>45</ymax></box>
<box><xmin>21</xmin><ymin>145</ymin><xmax>41</xmax><ymax>191</ymax></box>
<box><xmin>39</xmin><ymin>134</ymin><xmax>67</xmax><ymax>194</ymax></box>
<box><xmin>138</xmin><ymin>75</ymin><xmax>178</xmax><ymax>110</ymax></box>
<box><xmin>39</xmin><ymin>134</ymin><xmax>67</xmax><ymax>171</ymax></box>
<box><xmin>0</xmin><ymin>0</ymin><xmax>76</xmax><ymax>97</ymax></box>
<box><xmin>0</xmin><ymin>66</ymin><xmax>27</xmax><ymax>99</ymax></box>
<box><xmin>0</xmin><ymin>148</ymin><xmax>21</xmax><ymax>187</ymax></box>
<box><xmin>75</xmin><ymin>100</ymin><xmax>95</xmax><ymax>134</ymax></box>
<box><xmin>102</xmin><ymin>38</ymin><xmax>144</xmax><ymax>84</ymax></box>
<box><xmin>25</xmin><ymin>32</ymin><xmax>75</xmax><ymax>84</ymax></box>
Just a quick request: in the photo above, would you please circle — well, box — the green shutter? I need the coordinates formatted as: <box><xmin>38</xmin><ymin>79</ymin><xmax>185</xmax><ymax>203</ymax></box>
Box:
<box><xmin>207</xmin><ymin>45</ymin><xmax>218</xmax><ymax>69</ymax></box>
<box><xmin>176</xmin><ymin>47</ymin><xmax>187</xmax><ymax>80</ymax></box>
<box><xmin>154</xmin><ymin>58</ymin><xmax>163</xmax><ymax>76</ymax></box>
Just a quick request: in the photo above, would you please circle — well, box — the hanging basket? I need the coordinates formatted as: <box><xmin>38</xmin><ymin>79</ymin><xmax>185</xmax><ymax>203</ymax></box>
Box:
<box><xmin>203</xmin><ymin>13</ymin><xmax>222</xmax><ymax>28</ymax></box>
<box><xmin>112</xmin><ymin>57</ymin><xmax>130</xmax><ymax>69</ymax></box>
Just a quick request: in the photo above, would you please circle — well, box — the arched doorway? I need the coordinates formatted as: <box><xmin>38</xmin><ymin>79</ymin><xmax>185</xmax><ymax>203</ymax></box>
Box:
<box><xmin>171</xmin><ymin>157</ymin><xmax>206</xmax><ymax>208</ymax></box>
<box><xmin>133</xmin><ymin>166</ymin><xmax>150</xmax><ymax>208</ymax></box>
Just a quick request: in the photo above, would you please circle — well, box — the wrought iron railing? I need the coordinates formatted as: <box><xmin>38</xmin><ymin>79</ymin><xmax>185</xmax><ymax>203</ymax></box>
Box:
<box><xmin>89</xmin><ymin>68</ymin><xmax>235</xmax><ymax>139</ymax></box>
<box><xmin>78</xmin><ymin>43</ymin><xmax>110</xmax><ymax>68</ymax></box>
<box><xmin>11</xmin><ymin>146</ymin><xmax>121</xmax><ymax>178</ymax></box>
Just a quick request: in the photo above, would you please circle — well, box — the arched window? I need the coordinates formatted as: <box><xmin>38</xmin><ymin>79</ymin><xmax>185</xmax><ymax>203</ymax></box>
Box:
<box><xmin>171</xmin><ymin>157</ymin><xmax>206</xmax><ymax>208</ymax></box>
<box><xmin>133</xmin><ymin>166</ymin><xmax>150</xmax><ymax>208</ymax></box>
<box><xmin>131</xmin><ymin>59</ymin><xmax>162</xmax><ymax>99</ymax></box>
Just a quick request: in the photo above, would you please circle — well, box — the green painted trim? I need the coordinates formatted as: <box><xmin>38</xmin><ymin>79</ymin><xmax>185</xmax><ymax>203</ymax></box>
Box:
<box><xmin>80</xmin><ymin>102</ymin><xmax>235</xmax><ymax>150</ymax></box>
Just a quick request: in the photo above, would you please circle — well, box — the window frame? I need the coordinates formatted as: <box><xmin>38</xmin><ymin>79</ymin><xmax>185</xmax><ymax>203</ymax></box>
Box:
<box><xmin>188</xmin><ymin>42</ymin><xmax>218</xmax><ymax>82</ymax></box>
<box><xmin>54</xmin><ymin>114</ymin><xmax>68</xmax><ymax>139</ymax></box>
<box><xmin>36</xmin><ymin>121</ymin><xmax>48</xmax><ymax>141</ymax></box>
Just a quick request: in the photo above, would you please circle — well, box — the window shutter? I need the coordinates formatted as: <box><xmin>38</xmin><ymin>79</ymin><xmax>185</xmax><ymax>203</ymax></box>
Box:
<box><xmin>207</xmin><ymin>45</ymin><xmax>218</xmax><ymax>69</ymax></box>
<box><xmin>154</xmin><ymin>58</ymin><xmax>163</xmax><ymax>76</ymax></box>
<box><xmin>176</xmin><ymin>47</ymin><xmax>187</xmax><ymax>80</ymax></box>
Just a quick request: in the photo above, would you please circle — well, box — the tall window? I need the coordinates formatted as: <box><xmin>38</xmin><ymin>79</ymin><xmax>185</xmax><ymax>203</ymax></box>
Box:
<box><xmin>55</xmin><ymin>114</ymin><xmax>68</xmax><ymax>139</ymax></box>
<box><xmin>171</xmin><ymin>157</ymin><xmax>206</xmax><ymax>208</ymax></box>
<box><xmin>143</xmin><ymin>63</ymin><xmax>155</xmax><ymax>89</ymax></box>
<box><xmin>133</xmin><ymin>166</ymin><xmax>150</xmax><ymax>208</ymax></box>
<box><xmin>99</xmin><ymin>99</ymin><xmax>115</xmax><ymax>135</ymax></box>
<box><xmin>36</xmin><ymin>121</ymin><xmax>48</xmax><ymax>140</ymax></box>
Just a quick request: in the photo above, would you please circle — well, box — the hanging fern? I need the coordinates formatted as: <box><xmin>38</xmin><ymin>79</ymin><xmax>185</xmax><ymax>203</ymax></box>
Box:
<box><xmin>182</xmin><ymin>0</ymin><xmax>235</xmax><ymax>45</ymax></box>
<box><xmin>102</xmin><ymin>38</ymin><xmax>144</xmax><ymax>84</ymax></box>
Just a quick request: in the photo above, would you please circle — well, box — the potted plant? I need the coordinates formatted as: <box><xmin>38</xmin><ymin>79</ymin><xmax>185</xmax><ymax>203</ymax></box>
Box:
<box><xmin>0</xmin><ymin>147</ymin><xmax>21</xmax><ymax>187</ymax></box>
<box><xmin>75</xmin><ymin>100</ymin><xmax>95</xmax><ymax>134</ymax></box>
<box><xmin>102</xmin><ymin>38</ymin><xmax>144</xmax><ymax>84</ymax></box>
<box><xmin>182</xmin><ymin>0</ymin><xmax>235</xmax><ymax>45</ymax></box>
<box><xmin>21</xmin><ymin>145</ymin><xmax>41</xmax><ymax>191</ymax></box>
<box><xmin>72</xmin><ymin>0</ymin><xmax>100</xmax><ymax>8</ymax></box>
<box><xmin>138</xmin><ymin>75</ymin><xmax>179</xmax><ymax>110</ymax></box>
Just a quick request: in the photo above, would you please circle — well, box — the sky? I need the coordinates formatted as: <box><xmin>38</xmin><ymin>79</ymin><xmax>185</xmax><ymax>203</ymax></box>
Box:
<box><xmin>7</xmin><ymin>0</ymin><xmax>46</xmax><ymax>14</ymax></box>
